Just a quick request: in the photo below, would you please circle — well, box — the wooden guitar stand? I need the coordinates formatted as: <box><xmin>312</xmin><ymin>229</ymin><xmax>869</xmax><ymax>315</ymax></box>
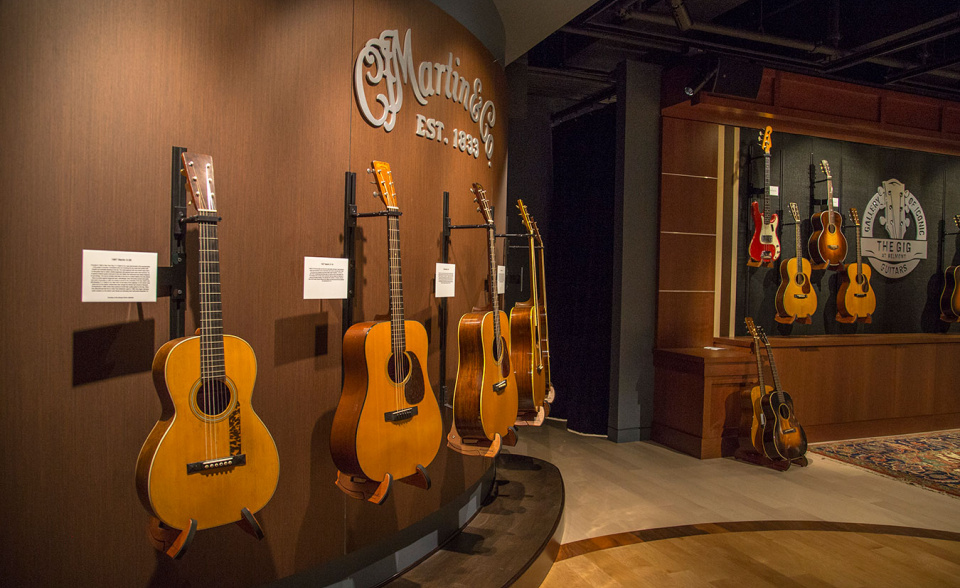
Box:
<box><xmin>335</xmin><ymin>465</ymin><xmax>431</xmax><ymax>505</ymax></box>
<box><xmin>447</xmin><ymin>422</ymin><xmax>518</xmax><ymax>458</ymax></box>
<box><xmin>734</xmin><ymin>447</ymin><xmax>809</xmax><ymax>471</ymax></box>
<box><xmin>835</xmin><ymin>312</ymin><xmax>871</xmax><ymax>324</ymax></box>
<box><xmin>147</xmin><ymin>507</ymin><xmax>264</xmax><ymax>559</ymax></box>
<box><xmin>515</xmin><ymin>402</ymin><xmax>548</xmax><ymax>427</ymax></box>
<box><xmin>775</xmin><ymin>314</ymin><xmax>812</xmax><ymax>325</ymax></box>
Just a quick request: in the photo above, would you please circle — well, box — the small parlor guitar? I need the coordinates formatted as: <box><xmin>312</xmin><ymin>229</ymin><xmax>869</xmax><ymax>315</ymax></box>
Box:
<box><xmin>808</xmin><ymin>159</ymin><xmax>847</xmax><ymax>269</ymax></box>
<box><xmin>740</xmin><ymin>318</ymin><xmax>769</xmax><ymax>455</ymax></box>
<box><xmin>510</xmin><ymin>200</ymin><xmax>547</xmax><ymax>423</ymax></box>
<box><xmin>330</xmin><ymin>161</ymin><xmax>442</xmax><ymax>503</ymax></box>
<box><xmin>449</xmin><ymin>184</ymin><xmax>519</xmax><ymax>454</ymax></box>
<box><xmin>136</xmin><ymin>153</ymin><xmax>279</xmax><ymax>557</ymax></box>
<box><xmin>940</xmin><ymin>215</ymin><xmax>960</xmax><ymax>323</ymax></box>
<box><xmin>532</xmin><ymin>220</ymin><xmax>554</xmax><ymax>404</ymax></box>
<box><xmin>757</xmin><ymin>326</ymin><xmax>807</xmax><ymax>461</ymax></box>
<box><xmin>836</xmin><ymin>208</ymin><xmax>876</xmax><ymax>323</ymax></box>
<box><xmin>775</xmin><ymin>202</ymin><xmax>817</xmax><ymax>324</ymax></box>
<box><xmin>748</xmin><ymin>126</ymin><xmax>780</xmax><ymax>266</ymax></box>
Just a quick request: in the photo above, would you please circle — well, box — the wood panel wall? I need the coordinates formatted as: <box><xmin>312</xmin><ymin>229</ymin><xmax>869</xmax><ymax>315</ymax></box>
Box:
<box><xmin>0</xmin><ymin>1</ymin><xmax>507</xmax><ymax>585</ymax></box>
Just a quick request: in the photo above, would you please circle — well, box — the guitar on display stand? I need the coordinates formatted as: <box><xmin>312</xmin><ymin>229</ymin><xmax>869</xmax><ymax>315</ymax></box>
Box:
<box><xmin>510</xmin><ymin>200</ymin><xmax>547</xmax><ymax>426</ymax></box>
<box><xmin>738</xmin><ymin>318</ymin><xmax>769</xmax><ymax>457</ymax></box>
<box><xmin>136</xmin><ymin>152</ymin><xmax>280</xmax><ymax>559</ymax></box>
<box><xmin>532</xmin><ymin>220</ymin><xmax>555</xmax><ymax>405</ymax></box>
<box><xmin>330</xmin><ymin>161</ymin><xmax>442</xmax><ymax>504</ymax></box>
<box><xmin>836</xmin><ymin>208</ymin><xmax>877</xmax><ymax>323</ymax></box>
<box><xmin>448</xmin><ymin>183</ymin><xmax>520</xmax><ymax>457</ymax></box>
<box><xmin>940</xmin><ymin>215</ymin><xmax>960</xmax><ymax>323</ymax></box>
<box><xmin>757</xmin><ymin>326</ymin><xmax>808</xmax><ymax>466</ymax></box>
<box><xmin>808</xmin><ymin>159</ymin><xmax>847</xmax><ymax>270</ymax></box>
<box><xmin>775</xmin><ymin>202</ymin><xmax>817</xmax><ymax>324</ymax></box>
<box><xmin>747</xmin><ymin>126</ymin><xmax>780</xmax><ymax>267</ymax></box>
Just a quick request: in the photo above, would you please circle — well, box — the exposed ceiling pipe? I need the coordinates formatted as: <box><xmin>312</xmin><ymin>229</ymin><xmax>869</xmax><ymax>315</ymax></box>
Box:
<box><xmin>823</xmin><ymin>13</ymin><xmax>960</xmax><ymax>72</ymax></box>
<box><xmin>886</xmin><ymin>53</ymin><xmax>960</xmax><ymax>84</ymax></box>
<box><xmin>550</xmin><ymin>87</ymin><xmax>618</xmax><ymax>127</ymax></box>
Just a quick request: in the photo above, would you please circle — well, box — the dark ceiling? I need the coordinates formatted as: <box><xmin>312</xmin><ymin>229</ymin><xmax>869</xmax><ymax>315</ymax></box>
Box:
<box><xmin>522</xmin><ymin>0</ymin><xmax>960</xmax><ymax>122</ymax></box>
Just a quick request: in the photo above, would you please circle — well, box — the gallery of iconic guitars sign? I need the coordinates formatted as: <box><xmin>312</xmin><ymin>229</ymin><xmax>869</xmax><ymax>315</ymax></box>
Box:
<box><xmin>354</xmin><ymin>29</ymin><xmax>498</xmax><ymax>166</ymax></box>
<box><xmin>860</xmin><ymin>179</ymin><xmax>928</xmax><ymax>278</ymax></box>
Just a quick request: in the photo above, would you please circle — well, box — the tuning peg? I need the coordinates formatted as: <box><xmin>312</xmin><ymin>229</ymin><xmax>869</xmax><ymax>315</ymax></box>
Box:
<box><xmin>373</xmin><ymin>191</ymin><xmax>381</xmax><ymax>198</ymax></box>
<box><xmin>366</xmin><ymin>168</ymin><xmax>373</xmax><ymax>174</ymax></box>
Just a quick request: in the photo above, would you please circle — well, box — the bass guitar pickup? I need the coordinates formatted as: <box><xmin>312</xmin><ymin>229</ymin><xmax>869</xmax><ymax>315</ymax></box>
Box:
<box><xmin>186</xmin><ymin>454</ymin><xmax>246</xmax><ymax>475</ymax></box>
<box><xmin>384</xmin><ymin>406</ymin><xmax>418</xmax><ymax>422</ymax></box>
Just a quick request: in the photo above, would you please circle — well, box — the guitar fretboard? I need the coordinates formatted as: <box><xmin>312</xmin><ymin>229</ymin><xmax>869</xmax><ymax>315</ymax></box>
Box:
<box><xmin>486</xmin><ymin>222</ymin><xmax>502</xmax><ymax>359</ymax></box>
<box><xmin>387</xmin><ymin>213</ymin><xmax>407</xmax><ymax>354</ymax></box>
<box><xmin>199</xmin><ymin>220</ymin><xmax>225</xmax><ymax>381</ymax></box>
<box><xmin>763</xmin><ymin>151</ymin><xmax>772</xmax><ymax>224</ymax></box>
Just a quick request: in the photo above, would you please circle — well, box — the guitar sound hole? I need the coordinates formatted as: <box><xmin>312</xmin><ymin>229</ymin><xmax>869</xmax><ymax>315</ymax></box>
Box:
<box><xmin>196</xmin><ymin>379</ymin><xmax>232</xmax><ymax>417</ymax></box>
<box><xmin>387</xmin><ymin>352</ymin><xmax>411</xmax><ymax>385</ymax></box>
<box><xmin>778</xmin><ymin>404</ymin><xmax>791</xmax><ymax>420</ymax></box>
<box><xmin>491</xmin><ymin>336</ymin><xmax>506</xmax><ymax>363</ymax></box>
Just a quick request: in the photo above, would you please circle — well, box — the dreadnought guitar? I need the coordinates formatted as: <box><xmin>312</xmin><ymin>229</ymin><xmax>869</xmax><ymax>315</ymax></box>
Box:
<box><xmin>136</xmin><ymin>152</ymin><xmax>279</xmax><ymax>556</ymax></box>
<box><xmin>739</xmin><ymin>318</ymin><xmax>770</xmax><ymax>455</ymax></box>
<box><xmin>808</xmin><ymin>159</ymin><xmax>847</xmax><ymax>269</ymax></box>
<box><xmin>510</xmin><ymin>200</ymin><xmax>547</xmax><ymax>423</ymax></box>
<box><xmin>757</xmin><ymin>326</ymin><xmax>807</xmax><ymax>461</ymax></box>
<box><xmin>330</xmin><ymin>161</ymin><xmax>442</xmax><ymax>503</ymax></box>
<box><xmin>775</xmin><ymin>202</ymin><xmax>817</xmax><ymax>324</ymax></box>
<box><xmin>836</xmin><ymin>208</ymin><xmax>876</xmax><ymax>323</ymax></box>
<box><xmin>532</xmin><ymin>220</ymin><xmax>554</xmax><ymax>404</ymax></box>
<box><xmin>748</xmin><ymin>126</ymin><xmax>780</xmax><ymax>266</ymax></box>
<box><xmin>940</xmin><ymin>215</ymin><xmax>960</xmax><ymax>323</ymax></box>
<box><xmin>449</xmin><ymin>184</ymin><xmax>519</xmax><ymax>454</ymax></box>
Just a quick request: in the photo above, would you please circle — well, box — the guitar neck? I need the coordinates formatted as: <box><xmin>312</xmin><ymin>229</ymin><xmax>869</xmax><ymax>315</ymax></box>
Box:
<box><xmin>762</xmin><ymin>339</ymin><xmax>783</xmax><ymax>394</ymax></box>
<box><xmin>199</xmin><ymin>221</ymin><xmax>225</xmax><ymax>380</ymax></box>
<box><xmin>763</xmin><ymin>152</ymin><xmax>772</xmax><ymax>224</ymax></box>
<box><xmin>387</xmin><ymin>214</ymin><xmax>406</xmax><ymax>352</ymax></box>
<box><xmin>487</xmin><ymin>224</ymin><xmax>502</xmax><ymax>348</ymax></box>
<box><xmin>527</xmin><ymin>231</ymin><xmax>539</xmax><ymax>312</ymax></box>
<box><xmin>856</xmin><ymin>224</ymin><xmax>863</xmax><ymax>277</ymax></box>
<box><xmin>753</xmin><ymin>338</ymin><xmax>766</xmax><ymax>391</ymax></box>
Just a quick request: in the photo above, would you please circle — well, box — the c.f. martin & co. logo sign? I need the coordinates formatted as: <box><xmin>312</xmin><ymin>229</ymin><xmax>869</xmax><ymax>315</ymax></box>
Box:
<box><xmin>860</xmin><ymin>179</ymin><xmax>928</xmax><ymax>278</ymax></box>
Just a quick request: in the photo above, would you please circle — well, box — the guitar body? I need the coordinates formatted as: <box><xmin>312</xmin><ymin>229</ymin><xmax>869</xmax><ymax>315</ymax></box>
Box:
<box><xmin>760</xmin><ymin>390</ymin><xmax>808</xmax><ymax>461</ymax></box>
<box><xmin>748</xmin><ymin>201</ymin><xmax>780</xmax><ymax>264</ymax></box>
<box><xmin>808</xmin><ymin>210</ymin><xmax>847</xmax><ymax>269</ymax></box>
<box><xmin>775</xmin><ymin>256</ymin><xmax>817</xmax><ymax>322</ymax></box>
<box><xmin>330</xmin><ymin>320</ymin><xmax>442</xmax><ymax>482</ymax></box>
<box><xmin>510</xmin><ymin>302</ymin><xmax>546</xmax><ymax>416</ymax></box>
<box><xmin>136</xmin><ymin>335</ymin><xmax>280</xmax><ymax>531</ymax></box>
<box><xmin>941</xmin><ymin>265</ymin><xmax>960</xmax><ymax>321</ymax></box>
<box><xmin>454</xmin><ymin>310</ymin><xmax>519</xmax><ymax>441</ymax></box>
<box><xmin>739</xmin><ymin>384</ymin><xmax>771</xmax><ymax>455</ymax></box>
<box><xmin>837</xmin><ymin>262</ymin><xmax>876</xmax><ymax>322</ymax></box>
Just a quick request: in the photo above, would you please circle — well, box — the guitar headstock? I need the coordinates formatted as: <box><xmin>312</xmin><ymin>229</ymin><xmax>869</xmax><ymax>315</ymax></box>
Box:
<box><xmin>744</xmin><ymin>316</ymin><xmax>758</xmax><ymax>338</ymax></box>
<box><xmin>849</xmin><ymin>207</ymin><xmax>860</xmax><ymax>227</ymax></box>
<box><xmin>789</xmin><ymin>202</ymin><xmax>801</xmax><ymax>223</ymax></box>
<box><xmin>371</xmin><ymin>160</ymin><xmax>398</xmax><ymax>210</ymax></box>
<box><xmin>517</xmin><ymin>199</ymin><xmax>533</xmax><ymax>234</ymax></box>
<box><xmin>532</xmin><ymin>220</ymin><xmax>544</xmax><ymax>248</ymax></box>
<box><xmin>182</xmin><ymin>152</ymin><xmax>217</xmax><ymax>213</ymax></box>
<box><xmin>820</xmin><ymin>159</ymin><xmax>832</xmax><ymax>180</ymax></box>
<box><xmin>472</xmin><ymin>183</ymin><xmax>494</xmax><ymax>225</ymax></box>
<box><xmin>954</xmin><ymin>214</ymin><xmax>960</xmax><ymax>230</ymax></box>
<box><xmin>760</xmin><ymin>126</ymin><xmax>772</xmax><ymax>154</ymax></box>
<box><xmin>756</xmin><ymin>325</ymin><xmax>770</xmax><ymax>346</ymax></box>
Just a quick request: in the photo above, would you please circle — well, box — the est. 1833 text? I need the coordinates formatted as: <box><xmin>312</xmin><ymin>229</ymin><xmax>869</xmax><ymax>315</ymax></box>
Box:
<box><xmin>415</xmin><ymin>114</ymin><xmax>481</xmax><ymax>159</ymax></box>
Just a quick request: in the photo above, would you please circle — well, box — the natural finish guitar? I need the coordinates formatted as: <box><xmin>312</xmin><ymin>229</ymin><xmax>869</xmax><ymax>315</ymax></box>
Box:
<box><xmin>532</xmin><ymin>220</ymin><xmax>554</xmax><ymax>404</ymax></box>
<box><xmin>510</xmin><ymin>200</ymin><xmax>547</xmax><ymax>422</ymax></box>
<box><xmin>452</xmin><ymin>184</ymin><xmax>519</xmax><ymax>445</ymax></box>
<box><xmin>776</xmin><ymin>202</ymin><xmax>817</xmax><ymax>324</ymax></box>
<box><xmin>940</xmin><ymin>215</ymin><xmax>960</xmax><ymax>323</ymax></box>
<box><xmin>740</xmin><ymin>318</ymin><xmax>769</xmax><ymax>455</ymax></box>
<box><xmin>757</xmin><ymin>326</ymin><xmax>807</xmax><ymax>461</ymax></box>
<box><xmin>836</xmin><ymin>208</ymin><xmax>876</xmax><ymax>323</ymax></box>
<box><xmin>747</xmin><ymin>126</ymin><xmax>780</xmax><ymax>267</ymax></box>
<box><xmin>136</xmin><ymin>153</ymin><xmax>280</xmax><ymax>546</ymax></box>
<box><xmin>330</xmin><ymin>161</ymin><xmax>442</xmax><ymax>502</ymax></box>
<box><xmin>808</xmin><ymin>159</ymin><xmax>847</xmax><ymax>269</ymax></box>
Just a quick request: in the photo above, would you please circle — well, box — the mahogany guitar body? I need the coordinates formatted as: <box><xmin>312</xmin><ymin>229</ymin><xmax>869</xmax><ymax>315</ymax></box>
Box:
<box><xmin>808</xmin><ymin>210</ymin><xmax>847</xmax><ymax>269</ymax></box>
<box><xmin>454</xmin><ymin>310</ymin><xmax>519</xmax><ymax>441</ymax></box>
<box><xmin>136</xmin><ymin>335</ymin><xmax>280</xmax><ymax>532</ymax></box>
<box><xmin>836</xmin><ymin>262</ymin><xmax>876</xmax><ymax>322</ymax></box>
<box><xmin>330</xmin><ymin>320</ymin><xmax>442</xmax><ymax>483</ymax></box>
<box><xmin>941</xmin><ymin>265</ymin><xmax>960</xmax><ymax>321</ymax></box>
<box><xmin>509</xmin><ymin>302</ymin><xmax>546</xmax><ymax>416</ymax></box>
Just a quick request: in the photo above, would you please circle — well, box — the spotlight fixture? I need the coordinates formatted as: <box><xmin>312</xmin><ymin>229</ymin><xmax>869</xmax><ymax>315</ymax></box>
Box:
<box><xmin>669</xmin><ymin>0</ymin><xmax>692</xmax><ymax>32</ymax></box>
<box><xmin>683</xmin><ymin>63</ymin><xmax>718</xmax><ymax>96</ymax></box>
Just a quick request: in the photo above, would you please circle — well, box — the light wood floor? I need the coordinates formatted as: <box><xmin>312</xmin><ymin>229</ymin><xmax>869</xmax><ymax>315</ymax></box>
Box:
<box><xmin>505</xmin><ymin>420</ymin><xmax>960</xmax><ymax>586</ymax></box>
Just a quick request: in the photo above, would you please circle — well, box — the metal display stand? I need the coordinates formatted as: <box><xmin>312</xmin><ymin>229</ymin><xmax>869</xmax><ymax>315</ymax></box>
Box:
<box><xmin>156</xmin><ymin>146</ymin><xmax>188</xmax><ymax>341</ymax></box>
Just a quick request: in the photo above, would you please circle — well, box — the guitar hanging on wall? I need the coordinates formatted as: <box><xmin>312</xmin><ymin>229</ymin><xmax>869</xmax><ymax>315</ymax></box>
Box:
<box><xmin>748</xmin><ymin>126</ymin><xmax>780</xmax><ymax>267</ymax></box>
<box><xmin>330</xmin><ymin>161</ymin><xmax>442</xmax><ymax>504</ymax></box>
<box><xmin>775</xmin><ymin>202</ymin><xmax>817</xmax><ymax>324</ymax></box>
<box><xmin>740</xmin><ymin>318</ymin><xmax>769</xmax><ymax>456</ymax></box>
<box><xmin>757</xmin><ymin>326</ymin><xmax>807</xmax><ymax>462</ymax></box>
<box><xmin>940</xmin><ymin>215</ymin><xmax>960</xmax><ymax>323</ymax></box>
<box><xmin>135</xmin><ymin>152</ymin><xmax>280</xmax><ymax>558</ymax></box>
<box><xmin>836</xmin><ymin>207</ymin><xmax>876</xmax><ymax>324</ymax></box>
<box><xmin>510</xmin><ymin>200</ymin><xmax>547</xmax><ymax>424</ymax></box>
<box><xmin>532</xmin><ymin>219</ymin><xmax>555</xmax><ymax>405</ymax></box>
<box><xmin>808</xmin><ymin>159</ymin><xmax>847</xmax><ymax>270</ymax></box>
<box><xmin>448</xmin><ymin>183</ymin><xmax>519</xmax><ymax>456</ymax></box>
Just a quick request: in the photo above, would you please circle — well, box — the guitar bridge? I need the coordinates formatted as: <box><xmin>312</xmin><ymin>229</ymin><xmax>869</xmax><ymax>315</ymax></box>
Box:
<box><xmin>186</xmin><ymin>454</ymin><xmax>246</xmax><ymax>475</ymax></box>
<box><xmin>793</xmin><ymin>294</ymin><xmax>807</xmax><ymax>299</ymax></box>
<box><xmin>783</xmin><ymin>428</ymin><xmax>796</xmax><ymax>434</ymax></box>
<box><xmin>384</xmin><ymin>406</ymin><xmax>418</xmax><ymax>422</ymax></box>
<box><xmin>492</xmin><ymin>380</ymin><xmax>507</xmax><ymax>393</ymax></box>
<box><xmin>828</xmin><ymin>245</ymin><xmax>839</xmax><ymax>250</ymax></box>
<box><xmin>855</xmin><ymin>293</ymin><xmax>868</xmax><ymax>298</ymax></box>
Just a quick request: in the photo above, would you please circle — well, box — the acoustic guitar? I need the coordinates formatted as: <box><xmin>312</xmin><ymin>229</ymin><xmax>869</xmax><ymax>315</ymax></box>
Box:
<box><xmin>136</xmin><ymin>152</ymin><xmax>280</xmax><ymax>539</ymax></box>
<box><xmin>748</xmin><ymin>126</ymin><xmax>780</xmax><ymax>266</ymax></box>
<box><xmin>510</xmin><ymin>200</ymin><xmax>547</xmax><ymax>421</ymax></box>
<box><xmin>757</xmin><ymin>326</ymin><xmax>807</xmax><ymax>461</ymax></box>
<box><xmin>452</xmin><ymin>184</ymin><xmax>519</xmax><ymax>444</ymax></box>
<box><xmin>940</xmin><ymin>215</ymin><xmax>960</xmax><ymax>323</ymax></box>
<box><xmin>532</xmin><ymin>220</ymin><xmax>554</xmax><ymax>403</ymax></box>
<box><xmin>808</xmin><ymin>159</ymin><xmax>847</xmax><ymax>269</ymax></box>
<box><xmin>330</xmin><ymin>161</ymin><xmax>442</xmax><ymax>502</ymax></box>
<box><xmin>740</xmin><ymin>318</ymin><xmax>769</xmax><ymax>455</ymax></box>
<box><xmin>836</xmin><ymin>208</ymin><xmax>876</xmax><ymax>323</ymax></box>
<box><xmin>775</xmin><ymin>202</ymin><xmax>817</xmax><ymax>324</ymax></box>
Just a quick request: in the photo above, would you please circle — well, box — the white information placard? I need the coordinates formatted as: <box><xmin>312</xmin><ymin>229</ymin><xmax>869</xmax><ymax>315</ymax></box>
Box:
<box><xmin>497</xmin><ymin>265</ymin><xmax>506</xmax><ymax>295</ymax></box>
<box><xmin>304</xmin><ymin>257</ymin><xmax>349</xmax><ymax>299</ymax></box>
<box><xmin>435</xmin><ymin>263</ymin><xmax>455</xmax><ymax>298</ymax></box>
<box><xmin>769</xmin><ymin>185</ymin><xmax>779</xmax><ymax>196</ymax></box>
<box><xmin>82</xmin><ymin>249</ymin><xmax>158</xmax><ymax>302</ymax></box>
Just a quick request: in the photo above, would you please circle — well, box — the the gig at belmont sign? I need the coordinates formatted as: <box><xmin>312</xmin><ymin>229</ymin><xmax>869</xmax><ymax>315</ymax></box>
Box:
<box><xmin>860</xmin><ymin>179</ymin><xmax>928</xmax><ymax>279</ymax></box>
<box><xmin>355</xmin><ymin>29</ymin><xmax>498</xmax><ymax>167</ymax></box>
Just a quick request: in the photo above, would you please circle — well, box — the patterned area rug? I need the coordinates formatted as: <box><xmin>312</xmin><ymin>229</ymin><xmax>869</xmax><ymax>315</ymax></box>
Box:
<box><xmin>810</xmin><ymin>430</ymin><xmax>960</xmax><ymax>498</ymax></box>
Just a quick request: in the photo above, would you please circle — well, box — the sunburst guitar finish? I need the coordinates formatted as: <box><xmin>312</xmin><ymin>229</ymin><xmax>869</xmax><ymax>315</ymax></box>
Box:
<box><xmin>808</xmin><ymin>160</ymin><xmax>847</xmax><ymax>269</ymax></box>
